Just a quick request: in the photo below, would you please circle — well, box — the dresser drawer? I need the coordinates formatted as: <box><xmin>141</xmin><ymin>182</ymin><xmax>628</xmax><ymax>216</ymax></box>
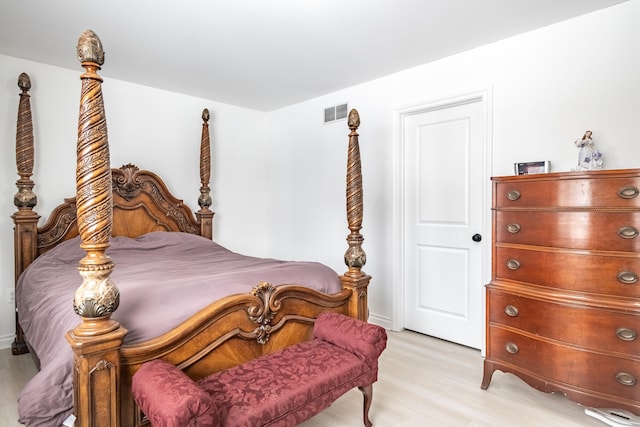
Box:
<box><xmin>487</xmin><ymin>288</ymin><xmax>639</xmax><ymax>355</ymax></box>
<box><xmin>494</xmin><ymin>246</ymin><xmax>640</xmax><ymax>298</ymax></box>
<box><xmin>495</xmin><ymin>210</ymin><xmax>640</xmax><ymax>251</ymax></box>
<box><xmin>487</xmin><ymin>326</ymin><xmax>639</xmax><ymax>401</ymax></box>
<box><xmin>494</xmin><ymin>175</ymin><xmax>640</xmax><ymax>208</ymax></box>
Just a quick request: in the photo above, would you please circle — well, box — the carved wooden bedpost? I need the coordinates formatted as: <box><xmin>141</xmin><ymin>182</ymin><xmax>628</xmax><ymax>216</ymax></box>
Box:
<box><xmin>196</xmin><ymin>108</ymin><xmax>214</xmax><ymax>239</ymax></box>
<box><xmin>12</xmin><ymin>72</ymin><xmax>40</xmax><ymax>355</ymax></box>
<box><xmin>340</xmin><ymin>109</ymin><xmax>371</xmax><ymax>321</ymax></box>
<box><xmin>65</xmin><ymin>30</ymin><xmax>127</xmax><ymax>427</ymax></box>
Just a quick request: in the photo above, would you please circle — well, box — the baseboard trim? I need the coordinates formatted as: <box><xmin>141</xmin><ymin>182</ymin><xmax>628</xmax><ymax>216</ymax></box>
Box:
<box><xmin>368</xmin><ymin>312</ymin><xmax>393</xmax><ymax>330</ymax></box>
<box><xmin>0</xmin><ymin>333</ymin><xmax>15</xmax><ymax>350</ymax></box>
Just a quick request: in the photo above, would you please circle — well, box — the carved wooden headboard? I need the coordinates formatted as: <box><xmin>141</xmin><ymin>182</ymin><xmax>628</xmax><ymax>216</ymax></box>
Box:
<box><xmin>36</xmin><ymin>163</ymin><xmax>214</xmax><ymax>255</ymax></box>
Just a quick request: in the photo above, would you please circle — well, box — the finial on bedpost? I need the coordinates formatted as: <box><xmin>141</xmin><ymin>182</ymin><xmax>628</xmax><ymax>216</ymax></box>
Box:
<box><xmin>340</xmin><ymin>109</ymin><xmax>371</xmax><ymax>321</ymax></box>
<box><xmin>12</xmin><ymin>72</ymin><xmax>40</xmax><ymax>355</ymax></box>
<box><xmin>14</xmin><ymin>73</ymin><xmax>37</xmax><ymax>211</ymax></box>
<box><xmin>76</xmin><ymin>29</ymin><xmax>105</xmax><ymax>67</ymax></box>
<box><xmin>197</xmin><ymin>108</ymin><xmax>214</xmax><ymax>239</ymax></box>
<box><xmin>66</xmin><ymin>30</ymin><xmax>126</xmax><ymax>427</ymax></box>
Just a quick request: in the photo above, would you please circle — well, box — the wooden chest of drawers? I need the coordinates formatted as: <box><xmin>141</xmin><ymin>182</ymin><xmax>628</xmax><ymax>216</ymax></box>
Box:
<box><xmin>481</xmin><ymin>169</ymin><xmax>640</xmax><ymax>415</ymax></box>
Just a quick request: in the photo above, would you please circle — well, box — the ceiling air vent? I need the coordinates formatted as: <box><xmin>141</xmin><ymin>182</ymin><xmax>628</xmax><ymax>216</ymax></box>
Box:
<box><xmin>324</xmin><ymin>103</ymin><xmax>348</xmax><ymax>124</ymax></box>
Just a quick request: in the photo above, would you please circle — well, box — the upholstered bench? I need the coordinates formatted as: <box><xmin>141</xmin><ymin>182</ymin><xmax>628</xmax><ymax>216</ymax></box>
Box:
<box><xmin>132</xmin><ymin>311</ymin><xmax>387</xmax><ymax>427</ymax></box>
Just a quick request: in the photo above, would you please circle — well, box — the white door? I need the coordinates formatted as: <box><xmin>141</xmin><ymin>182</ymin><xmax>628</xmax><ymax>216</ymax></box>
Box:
<box><xmin>402</xmin><ymin>96</ymin><xmax>486</xmax><ymax>349</ymax></box>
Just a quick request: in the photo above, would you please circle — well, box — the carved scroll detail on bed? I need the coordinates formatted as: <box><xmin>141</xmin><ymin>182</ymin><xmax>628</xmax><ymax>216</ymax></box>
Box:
<box><xmin>37</xmin><ymin>199</ymin><xmax>78</xmax><ymax>252</ymax></box>
<box><xmin>111</xmin><ymin>164</ymin><xmax>201</xmax><ymax>236</ymax></box>
<box><xmin>245</xmin><ymin>282</ymin><xmax>353</xmax><ymax>345</ymax></box>
<box><xmin>248</xmin><ymin>282</ymin><xmax>279</xmax><ymax>344</ymax></box>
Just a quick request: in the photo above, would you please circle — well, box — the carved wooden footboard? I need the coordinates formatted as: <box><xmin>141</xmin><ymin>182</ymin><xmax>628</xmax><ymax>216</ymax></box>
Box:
<box><xmin>13</xmin><ymin>30</ymin><xmax>370</xmax><ymax>427</ymax></box>
<box><xmin>119</xmin><ymin>283</ymin><xmax>355</xmax><ymax>426</ymax></box>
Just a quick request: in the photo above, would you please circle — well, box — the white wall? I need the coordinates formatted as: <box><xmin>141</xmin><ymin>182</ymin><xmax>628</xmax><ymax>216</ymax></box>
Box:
<box><xmin>266</xmin><ymin>1</ymin><xmax>640</xmax><ymax>329</ymax></box>
<box><xmin>2</xmin><ymin>1</ymin><xmax>639</xmax><ymax>348</ymax></box>
<box><xmin>0</xmin><ymin>56</ymin><xmax>269</xmax><ymax>348</ymax></box>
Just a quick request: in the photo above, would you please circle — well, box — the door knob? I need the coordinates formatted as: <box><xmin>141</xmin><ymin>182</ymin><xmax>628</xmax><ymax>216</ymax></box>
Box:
<box><xmin>472</xmin><ymin>234</ymin><xmax>482</xmax><ymax>242</ymax></box>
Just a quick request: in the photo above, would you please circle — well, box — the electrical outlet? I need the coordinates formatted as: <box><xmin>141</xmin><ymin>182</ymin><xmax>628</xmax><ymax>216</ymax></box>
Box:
<box><xmin>7</xmin><ymin>288</ymin><xmax>15</xmax><ymax>305</ymax></box>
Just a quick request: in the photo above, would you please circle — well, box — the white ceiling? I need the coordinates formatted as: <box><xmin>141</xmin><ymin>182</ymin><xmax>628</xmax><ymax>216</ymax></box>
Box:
<box><xmin>0</xmin><ymin>0</ymin><xmax>628</xmax><ymax>111</ymax></box>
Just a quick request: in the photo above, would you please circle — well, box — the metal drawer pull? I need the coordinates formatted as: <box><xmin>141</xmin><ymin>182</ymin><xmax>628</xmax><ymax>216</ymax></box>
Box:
<box><xmin>505</xmin><ymin>342</ymin><xmax>519</xmax><ymax>354</ymax></box>
<box><xmin>618</xmin><ymin>226</ymin><xmax>639</xmax><ymax>239</ymax></box>
<box><xmin>617</xmin><ymin>271</ymin><xmax>639</xmax><ymax>285</ymax></box>
<box><xmin>619</xmin><ymin>186</ymin><xmax>640</xmax><ymax>199</ymax></box>
<box><xmin>616</xmin><ymin>328</ymin><xmax>637</xmax><ymax>341</ymax></box>
<box><xmin>506</xmin><ymin>259</ymin><xmax>521</xmax><ymax>270</ymax></box>
<box><xmin>507</xmin><ymin>223</ymin><xmax>521</xmax><ymax>233</ymax></box>
<box><xmin>506</xmin><ymin>190</ymin><xmax>521</xmax><ymax>201</ymax></box>
<box><xmin>615</xmin><ymin>372</ymin><xmax>637</xmax><ymax>387</ymax></box>
<box><xmin>504</xmin><ymin>305</ymin><xmax>519</xmax><ymax>317</ymax></box>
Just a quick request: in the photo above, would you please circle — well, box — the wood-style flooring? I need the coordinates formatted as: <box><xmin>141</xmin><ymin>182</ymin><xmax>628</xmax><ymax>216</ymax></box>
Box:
<box><xmin>1</xmin><ymin>330</ymin><xmax>612</xmax><ymax>426</ymax></box>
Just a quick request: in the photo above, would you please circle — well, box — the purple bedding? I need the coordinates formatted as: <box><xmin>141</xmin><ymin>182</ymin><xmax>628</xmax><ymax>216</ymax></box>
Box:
<box><xmin>16</xmin><ymin>231</ymin><xmax>342</xmax><ymax>426</ymax></box>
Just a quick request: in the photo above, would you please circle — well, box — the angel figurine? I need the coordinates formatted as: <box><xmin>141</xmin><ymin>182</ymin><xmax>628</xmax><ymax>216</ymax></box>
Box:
<box><xmin>574</xmin><ymin>130</ymin><xmax>603</xmax><ymax>170</ymax></box>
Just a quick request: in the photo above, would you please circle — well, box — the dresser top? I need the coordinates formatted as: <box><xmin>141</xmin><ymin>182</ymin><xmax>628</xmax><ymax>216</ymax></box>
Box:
<box><xmin>493</xmin><ymin>168</ymin><xmax>640</xmax><ymax>182</ymax></box>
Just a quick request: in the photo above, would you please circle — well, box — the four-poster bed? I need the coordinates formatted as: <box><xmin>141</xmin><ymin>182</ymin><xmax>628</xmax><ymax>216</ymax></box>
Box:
<box><xmin>12</xmin><ymin>30</ymin><xmax>371</xmax><ymax>427</ymax></box>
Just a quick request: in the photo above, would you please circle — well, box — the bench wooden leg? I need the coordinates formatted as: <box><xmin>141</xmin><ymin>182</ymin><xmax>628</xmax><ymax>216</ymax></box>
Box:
<box><xmin>358</xmin><ymin>384</ymin><xmax>373</xmax><ymax>427</ymax></box>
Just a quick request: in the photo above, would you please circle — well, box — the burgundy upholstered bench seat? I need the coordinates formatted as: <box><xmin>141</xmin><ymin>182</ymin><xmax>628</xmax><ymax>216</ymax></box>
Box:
<box><xmin>132</xmin><ymin>312</ymin><xmax>387</xmax><ymax>427</ymax></box>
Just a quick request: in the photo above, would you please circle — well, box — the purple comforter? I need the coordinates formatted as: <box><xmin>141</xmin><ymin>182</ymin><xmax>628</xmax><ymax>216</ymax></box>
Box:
<box><xmin>16</xmin><ymin>231</ymin><xmax>341</xmax><ymax>426</ymax></box>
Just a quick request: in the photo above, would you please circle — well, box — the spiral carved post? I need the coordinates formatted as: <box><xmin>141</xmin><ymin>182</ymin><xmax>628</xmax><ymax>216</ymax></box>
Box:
<box><xmin>196</xmin><ymin>108</ymin><xmax>214</xmax><ymax>239</ymax></box>
<box><xmin>340</xmin><ymin>109</ymin><xmax>371</xmax><ymax>321</ymax></box>
<box><xmin>65</xmin><ymin>30</ymin><xmax>126</xmax><ymax>427</ymax></box>
<box><xmin>12</xmin><ymin>72</ymin><xmax>40</xmax><ymax>355</ymax></box>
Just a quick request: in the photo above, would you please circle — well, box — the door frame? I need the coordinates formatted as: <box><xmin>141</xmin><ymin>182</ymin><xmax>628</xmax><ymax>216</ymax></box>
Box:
<box><xmin>392</xmin><ymin>89</ymin><xmax>493</xmax><ymax>352</ymax></box>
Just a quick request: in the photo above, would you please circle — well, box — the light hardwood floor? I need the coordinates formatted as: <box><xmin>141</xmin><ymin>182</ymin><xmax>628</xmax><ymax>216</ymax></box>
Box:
<box><xmin>1</xmin><ymin>330</ymin><xmax>611</xmax><ymax>427</ymax></box>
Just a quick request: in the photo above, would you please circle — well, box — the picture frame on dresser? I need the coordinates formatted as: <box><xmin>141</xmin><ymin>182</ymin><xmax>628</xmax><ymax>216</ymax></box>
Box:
<box><xmin>513</xmin><ymin>160</ymin><xmax>551</xmax><ymax>175</ymax></box>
